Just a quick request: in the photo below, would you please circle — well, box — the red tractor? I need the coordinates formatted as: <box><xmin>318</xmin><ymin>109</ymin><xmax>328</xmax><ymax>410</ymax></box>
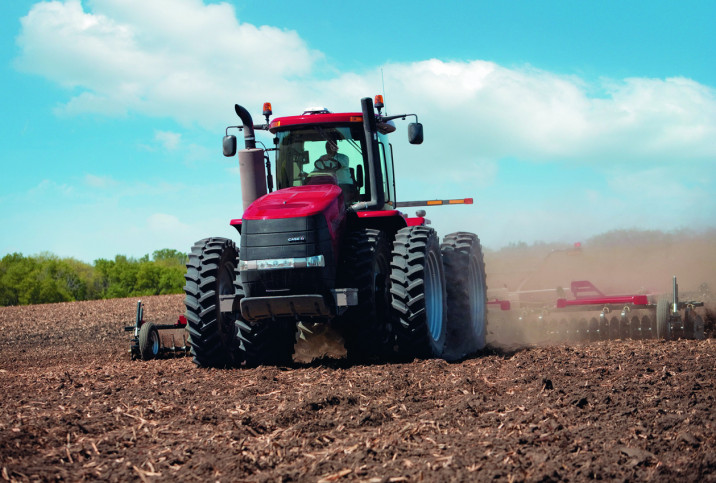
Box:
<box><xmin>183</xmin><ymin>97</ymin><xmax>487</xmax><ymax>367</ymax></box>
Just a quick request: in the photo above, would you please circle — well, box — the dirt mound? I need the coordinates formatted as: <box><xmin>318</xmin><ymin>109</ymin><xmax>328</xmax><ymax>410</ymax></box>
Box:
<box><xmin>1</xmin><ymin>295</ymin><xmax>715</xmax><ymax>481</ymax></box>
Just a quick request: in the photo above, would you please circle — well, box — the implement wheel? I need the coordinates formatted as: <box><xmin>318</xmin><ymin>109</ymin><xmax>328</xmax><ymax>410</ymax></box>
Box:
<box><xmin>138</xmin><ymin>322</ymin><xmax>160</xmax><ymax>360</ymax></box>
<box><xmin>391</xmin><ymin>226</ymin><xmax>447</xmax><ymax>359</ymax></box>
<box><xmin>184</xmin><ymin>238</ymin><xmax>243</xmax><ymax>368</ymax></box>
<box><xmin>441</xmin><ymin>232</ymin><xmax>487</xmax><ymax>361</ymax></box>
<box><xmin>337</xmin><ymin>228</ymin><xmax>393</xmax><ymax>361</ymax></box>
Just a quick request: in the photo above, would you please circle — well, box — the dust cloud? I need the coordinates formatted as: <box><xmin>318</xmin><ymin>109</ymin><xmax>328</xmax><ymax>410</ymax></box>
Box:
<box><xmin>294</xmin><ymin>230</ymin><xmax>715</xmax><ymax>360</ymax></box>
<box><xmin>293</xmin><ymin>322</ymin><xmax>347</xmax><ymax>363</ymax></box>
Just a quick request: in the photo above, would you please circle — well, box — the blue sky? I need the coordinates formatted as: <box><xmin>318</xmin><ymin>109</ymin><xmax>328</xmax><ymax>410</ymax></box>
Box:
<box><xmin>1</xmin><ymin>0</ymin><xmax>714</xmax><ymax>262</ymax></box>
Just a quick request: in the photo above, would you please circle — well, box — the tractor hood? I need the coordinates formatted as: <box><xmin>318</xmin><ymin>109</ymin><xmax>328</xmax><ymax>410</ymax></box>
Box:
<box><xmin>242</xmin><ymin>184</ymin><xmax>344</xmax><ymax>220</ymax></box>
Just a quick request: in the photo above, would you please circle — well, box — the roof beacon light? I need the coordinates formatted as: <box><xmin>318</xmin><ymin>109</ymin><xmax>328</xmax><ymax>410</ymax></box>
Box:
<box><xmin>374</xmin><ymin>94</ymin><xmax>384</xmax><ymax>114</ymax></box>
<box><xmin>262</xmin><ymin>102</ymin><xmax>272</xmax><ymax>123</ymax></box>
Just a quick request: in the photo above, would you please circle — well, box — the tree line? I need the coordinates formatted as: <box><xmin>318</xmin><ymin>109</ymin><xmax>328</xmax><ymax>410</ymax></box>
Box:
<box><xmin>0</xmin><ymin>249</ymin><xmax>187</xmax><ymax>306</ymax></box>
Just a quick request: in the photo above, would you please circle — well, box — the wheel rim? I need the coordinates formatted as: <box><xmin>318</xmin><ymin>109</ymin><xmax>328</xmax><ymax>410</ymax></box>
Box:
<box><xmin>150</xmin><ymin>330</ymin><xmax>160</xmax><ymax>355</ymax></box>
<box><xmin>425</xmin><ymin>249</ymin><xmax>443</xmax><ymax>342</ymax></box>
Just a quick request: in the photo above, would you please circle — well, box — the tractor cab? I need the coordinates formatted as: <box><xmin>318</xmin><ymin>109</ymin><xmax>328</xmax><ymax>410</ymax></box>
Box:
<box><xmin>269</xmin><ymin>109</ymin><xmax>397</xmax><ymax>209</ymax></box>
<box><xmin>222</xmin><ymin>96</ymin><xmax>423</xmax><ymax>213</ymax></box>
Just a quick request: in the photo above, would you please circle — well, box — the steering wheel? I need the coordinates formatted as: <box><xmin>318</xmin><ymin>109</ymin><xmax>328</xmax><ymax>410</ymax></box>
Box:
<box><xmin>314</xmin><ymin>157</ymin><xmax>341</xmax><ymax>171</ymax></box>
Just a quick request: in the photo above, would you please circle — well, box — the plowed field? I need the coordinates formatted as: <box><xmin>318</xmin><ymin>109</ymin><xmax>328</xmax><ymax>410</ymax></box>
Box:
<box><xmin>1</xmin><ymin>294</ymin><xmax>714</xmax><ymax>482</ymax></box>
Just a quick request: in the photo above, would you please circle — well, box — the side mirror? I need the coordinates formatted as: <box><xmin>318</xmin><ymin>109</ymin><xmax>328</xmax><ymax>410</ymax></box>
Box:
<box><xmin>408</xmin><ymin>123</ymin><xmax>423</xmax><ymax>144</ymax></box>
<box><xmin>223</xmin><ymin>135</ymin><xmax>237</xmax><ymax>157</ymax></box>
<box><xmin>356</xmin><ymin>165</ymin><xmax>364</xmax><ymax>188</ymax></box>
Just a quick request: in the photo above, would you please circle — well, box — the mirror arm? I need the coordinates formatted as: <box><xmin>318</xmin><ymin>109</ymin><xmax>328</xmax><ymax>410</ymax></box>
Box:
<box><xmin>377</xmin><ymin>113</ymin><xmax>419</xmax><ymax>123</ymax></box>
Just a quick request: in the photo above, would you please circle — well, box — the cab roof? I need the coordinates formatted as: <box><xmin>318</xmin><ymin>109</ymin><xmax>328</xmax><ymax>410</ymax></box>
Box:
<box><xmin>269</xmin><ymin>112</ymin><xmax>363</xmax><ymax>133</ymax></box>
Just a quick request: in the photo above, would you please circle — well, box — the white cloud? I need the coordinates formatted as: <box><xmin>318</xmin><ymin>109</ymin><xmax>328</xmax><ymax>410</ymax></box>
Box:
<box><xmin>154</xmin><ymin>130</ymin><xmax>181</xmax><ymax>151</ymax></box>
<box><xmin>146</xmin><ymin>212</ymin><xmax>188</xmax><ymax>233</ymax></box>
<box><xmin>350</xmin><ymin>61</ymin><xmax>716</xmax><ymax>166</ymax></box>
<box><xmin>28</xmin><ymin>179</ymin><xmax>74</xmax><ymax>197</ymax></box>
<box><xmin>15</xmin><ymin>1</ymin><xmax>715</xmax><ymax>171</ymax></box>
<box><xmin>84</xmin><ymin>174</ymin><xmax>116</xmax><ymax>188</ymax></box>
<box><xmin>16</xmin><ymin>0</ymin><xmax>322</xmax><ymax>127</ymax></box>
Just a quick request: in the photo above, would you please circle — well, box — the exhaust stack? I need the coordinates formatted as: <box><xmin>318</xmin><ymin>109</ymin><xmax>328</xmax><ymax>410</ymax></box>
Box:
<box><xmin>227</xmin><ymin>104</ymin><xmax>267</xmax><ymax>210</ymax></box>
<box><xmin>239</xmin><ymin>149</ymin><xmax>267</xmax><ymax>211</ymax></box>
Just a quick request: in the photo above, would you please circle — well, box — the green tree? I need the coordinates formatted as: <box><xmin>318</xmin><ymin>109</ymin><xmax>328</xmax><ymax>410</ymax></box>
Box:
<box><xmin>1</xmin><ymin>248</ymin><xmax>188</xmax><ymax>306</ymax></box>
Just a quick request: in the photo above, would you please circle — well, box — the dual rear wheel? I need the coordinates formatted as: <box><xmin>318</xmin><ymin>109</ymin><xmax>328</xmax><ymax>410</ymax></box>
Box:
<box><xmin>390</xmin><ymin>227</ymin><xmax>487</xmax><ymax>360</ymax></box>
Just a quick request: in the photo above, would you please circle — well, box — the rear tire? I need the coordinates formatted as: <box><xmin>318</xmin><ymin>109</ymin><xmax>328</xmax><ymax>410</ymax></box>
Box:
<box><xmin>441</xmin><ymin>232</ymin><xmax>487</xmax><ymax>361</ymax></box>
<box><xmin>656</xmin><ymin>298</ymin><xmax>671</xmax><ymax>340</ymax></box>
<box><xmin>337</xmin><ymin>228</ymin><xmax>394</xmax><ymax>362</ymax></box>
<box><xmin>390</xmin><ymin>226</ymin><xmax>447</xmax><ymax>359</ymax></box>
<box><xmin>184</xmin><ymin>238</ymin><xmax>243</xmax><ymax>368</ymax></box>
<box><xmin>138</xmin><ymin>322</ymin><xmax>160</xmax><ymax>360</ymax></box>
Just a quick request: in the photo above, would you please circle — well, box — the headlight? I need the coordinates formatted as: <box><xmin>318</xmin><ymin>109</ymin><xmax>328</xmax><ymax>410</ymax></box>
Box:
<box><xmin>239</xmin><ymin>255</ymin><xmax>325</xmax><ymax>271</ymax></box>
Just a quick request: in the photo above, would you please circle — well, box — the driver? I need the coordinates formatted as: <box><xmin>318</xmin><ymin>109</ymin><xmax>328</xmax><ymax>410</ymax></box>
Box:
<box><xmin>314</xmin><ymin>141</ymin><xmax>351</xmax><ymax>185</ymax></box>
<box><xmin>308</xmin><ymin>141</ymin><xmax>357</xmax><ymax>202</ymax></box>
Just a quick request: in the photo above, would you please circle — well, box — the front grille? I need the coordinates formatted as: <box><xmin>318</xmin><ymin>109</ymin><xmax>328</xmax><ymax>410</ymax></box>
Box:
<box><xmin>239</xmin><ymin>215</ymin><xmax>335</xmax><ymax>297</ymax></box>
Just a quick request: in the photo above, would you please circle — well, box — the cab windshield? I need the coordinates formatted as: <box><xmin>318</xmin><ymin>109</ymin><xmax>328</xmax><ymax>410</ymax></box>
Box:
<box><xmin>274</xmin><ymin>124</ymin><xmax>367</xmax><ymax>204</ymax></box>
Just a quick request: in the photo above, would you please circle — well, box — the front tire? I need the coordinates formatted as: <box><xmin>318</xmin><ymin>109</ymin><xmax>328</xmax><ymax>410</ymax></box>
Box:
<box><xmin>390</xmin><ymin>226</ymin><xmax>447</xmax><ymax>359</ymax></box>
<box><xmin>441</xmin><ymin>232</ymin><xmax>487</xmax><ymax>361</ymax></box>
<box><xmin>184</xmin><ymin>238</ymin><xmax>243</xmax><ymax>368</ymax></box>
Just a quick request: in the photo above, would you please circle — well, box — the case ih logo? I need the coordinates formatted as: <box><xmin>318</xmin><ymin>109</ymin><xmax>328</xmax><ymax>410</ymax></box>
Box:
<box><xmin>287</xmin><ymin>236</ymin><xmax>306</xmax><ymax>243</ymax></box>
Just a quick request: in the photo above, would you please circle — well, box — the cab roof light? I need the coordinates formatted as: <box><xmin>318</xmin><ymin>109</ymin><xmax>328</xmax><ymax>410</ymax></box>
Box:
<box><xmin>262</xmin><ymin>102</ymin><xmax>272</xmax><ymax>124</ymax></box>
<box><xmin>374</xmin><ymin>94</ymin><xmax>384</xmax><ymax>115</ymax></box>
<box><xmin>303</xmin><ymin>106</ymin><xmax>331</xmax><ymax>115</ymax></box>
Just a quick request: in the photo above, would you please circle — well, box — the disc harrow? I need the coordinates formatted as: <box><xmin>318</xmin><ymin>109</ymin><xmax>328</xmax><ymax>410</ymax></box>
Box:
<box><xmin>491</xmin><ymin>276</ymin><xmax>705</xmax><ymax>343</ymax></box>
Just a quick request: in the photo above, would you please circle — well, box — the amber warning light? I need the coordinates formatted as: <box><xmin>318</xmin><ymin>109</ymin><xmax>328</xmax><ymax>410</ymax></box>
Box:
<box><xmin>396</xmin><ymin>198</ymin><xmax>474</xmax><ymax>208</ymax></box>
<box><xmin>263</xmin><ymin>102</ymin><xmax>272</xmax><ymax>117</ymax></box>
<box><xmin>374</xmin><ymin>95</ymin><xmax>384</xmax><ymax>109</ymax></box>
